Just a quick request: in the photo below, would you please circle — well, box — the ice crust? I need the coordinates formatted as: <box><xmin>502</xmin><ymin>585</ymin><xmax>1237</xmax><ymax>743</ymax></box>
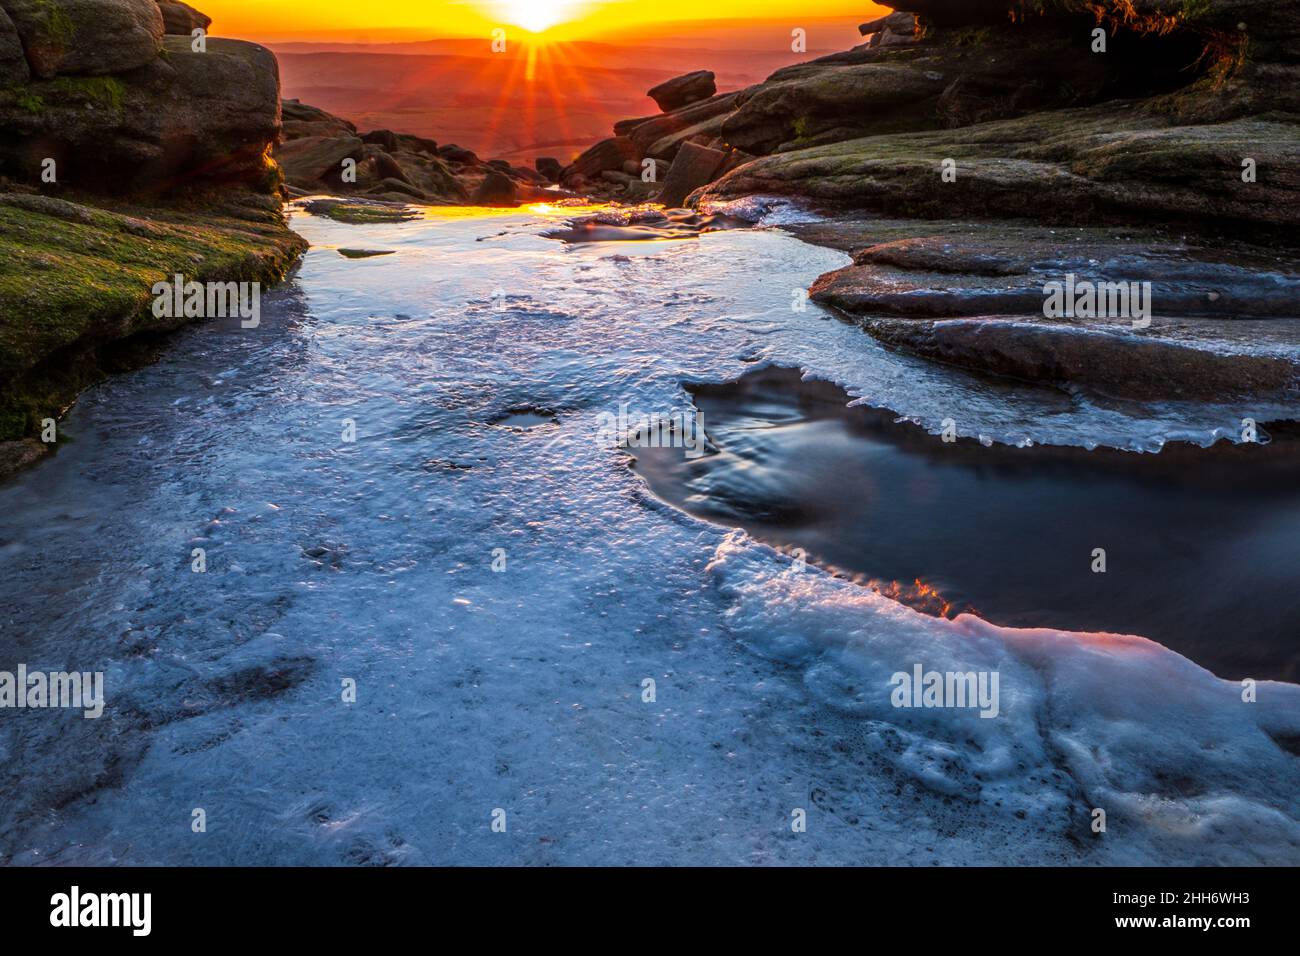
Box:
<box><xmin>0</xmin><ymin>203</ymin><xmax>1295</xmax><ymax>864</ymax></box>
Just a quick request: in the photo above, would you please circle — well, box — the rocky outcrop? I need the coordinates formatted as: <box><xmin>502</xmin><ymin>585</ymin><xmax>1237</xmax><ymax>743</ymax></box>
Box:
<box><xmin>704</xmin><ymin>106</ymin><xmax>1300</xmax><ymax>229</ymax></box>
<box><xmin>273</xmin><ymin>99</ymin><xmax>566</xmax><ymax>205</ymax></box>
<box><xmin>0</xmin><ymin>36</ymin><xmax>283</xmax><ymax>192</ymax></box>
<box><xmin>276</xmin><ymin>133</ymin><xmax>364</xmax><ymax>184</ymax></box>
<box><xmin>628</xmin><ymin>93</ymin><xmax>741</xmax><ymax>156</ymax></box>
<box><xmin>790</xmin><ymin>215</ymin><xmax>1300</xmax><ymax>403</ymax></box>
<box><xmin>556</xmin><ymin>85</ymin><xmax>753</xmax><ymax>203</ymax></box>
<box><xmin>156</xmin><ymin>0</ymin><xmax>209</xmax><ymax>35</ymax></box>
<box><xmin>0</xmin><ymin>188</ymin><xmax>306</xmax><ymax>477</ymax></box>
<box><xmin>586</xmin><ymin>2</ymin><xmax>1300</xmax><ymax>220</ymax></box>
<box><xmin>4</xmin><ymin>0</ymin><xmax>163</xmax><ymax>78</ymax></box>
<box><xmin>473</xmin><ymin>169</ymin><xmax>517</xmax><ymax>205</ymax></box>
<box><xmin>626</xmin><ymin>2</ymin><xmax>1300</xmax><ymax>407</ymax></box>
<box><xmin>898</xmin><ymin>0</ymin><xmax>1291</xmax><ymax>37</ymax></box>
<box><xmin>690</xmin><ymin>2</ymin><xmax>1299</xmax><ymax>233</ymax></box>
<box><xmin>0</xmin><ymin>0</ymin><xmax>286</xmax><ymax>195</ymax></box>
<box><xmin>862</xmin><ymin>318</ymin><xmax>1297</xmax><ymax>402</ymax></box>
<box><xmin>562</xmin><ymin>135</ymin><xmax>640</xmax><ymax>186</ymax></box>
<box><xmin>281</xmin><ymin>98</ymin><xmax>355</xmax><ymax>139</ymax></box>
<box><xmin>0</xmin><ymin>6</ymin><xmax>28</xmax><ymax>83</ymax></box>
<box><xmin>0</xmin><ymin>0</ymin><xmax>308</xmax><ymax>477</ymax></box>
<box><xmin>858</xmin><ymin>11</ymin><xmax>917</xmax><ymax>46</ymax></box>
<box><xmin>647</xmin><ymin>70</ymin><xmax>716</xmax><ymax>112</ymax></box>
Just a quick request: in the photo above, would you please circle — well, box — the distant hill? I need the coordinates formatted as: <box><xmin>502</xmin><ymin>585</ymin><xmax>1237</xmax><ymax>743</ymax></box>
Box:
<box><xmin>270</xmin><ymin>21</ymin><xmax>861</xmax><ymax>161</ymax></box>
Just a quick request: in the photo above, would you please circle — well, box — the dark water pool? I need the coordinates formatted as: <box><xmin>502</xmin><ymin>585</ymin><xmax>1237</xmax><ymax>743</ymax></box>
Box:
<box><xmin>633</xmin><ymin>366</ymin><xmax>1300</xmax><ymax>682</ymax></box>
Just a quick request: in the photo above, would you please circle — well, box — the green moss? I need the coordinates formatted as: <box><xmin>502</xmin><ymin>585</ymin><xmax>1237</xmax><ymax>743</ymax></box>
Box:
<box><xmin>337</xmin><ymin>248</ymin><xmax>394</xmax><ymax>259</ymax></box>
<box><xmin>0</xmin><ymin>192</ymin><xmax>307</xmax><ymax>443</ymax></box>
<box><xmin>48</xmin><ymin>76</ymin><xmax>125</xmax><ymax>112</ymax></box>
<box><xmin>37</xmin><ymin>0</ymin><xmax>76</xmax><ymax>45</ymax></box>
<box><xmin>303</xmin><ymin>199</ymin><xmax>418</xmax><ymax>224</ymax></box>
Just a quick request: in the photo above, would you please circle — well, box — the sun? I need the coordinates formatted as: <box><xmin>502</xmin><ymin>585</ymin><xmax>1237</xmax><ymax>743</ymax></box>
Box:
<box><xmin>495</xmin><ymin>0</ymin><xmax>579</xmax><ymax>34</ymax></box>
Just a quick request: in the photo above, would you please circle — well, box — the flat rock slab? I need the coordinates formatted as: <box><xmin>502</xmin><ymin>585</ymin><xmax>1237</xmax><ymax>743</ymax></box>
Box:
<box><xmin>541</xmin><ymin>208</ymin><xmax>748</xmax><ymax>243</ymax></box>
<box><xmin>862</xmin><ymin>316</ymin><xmax>1299</xmax><ymax>402</ymax></box>
<box><xmin>790</xmin><ymin>214</ymin><xmax>1300</xmax><ymax>402</ymax></box>
<box><xmin>811</xmin><ymin>259</ymin><xmax>1300</xmax><ymax>320</ymax></box>
<box><xmin>802</xmin><ymin>222</ymin><xmax>1300</xmax><ymax>320</ymax></box>
<box><xmin>299</xmin><ymin>198</ymin><xmax>419</xmax><ymax>223</ymax></box>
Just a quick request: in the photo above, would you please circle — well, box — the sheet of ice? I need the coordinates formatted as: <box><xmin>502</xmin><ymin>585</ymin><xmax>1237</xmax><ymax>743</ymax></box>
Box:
<box><xmin>706</xmin><ymin>532</ymin><xmax>1300</xmax><ymax>864</ymax></box>
<box><xmin>0</xmin><ymin>202</ymin><xmax>1296</xmax><ymax>865</ymax></box>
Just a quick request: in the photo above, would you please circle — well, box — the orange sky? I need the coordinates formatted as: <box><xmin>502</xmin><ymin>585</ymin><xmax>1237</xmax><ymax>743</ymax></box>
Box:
<box><xmin>200</xmin><ymin>1</ymin><xmax>882</xmax><ymax>43</ymax></box>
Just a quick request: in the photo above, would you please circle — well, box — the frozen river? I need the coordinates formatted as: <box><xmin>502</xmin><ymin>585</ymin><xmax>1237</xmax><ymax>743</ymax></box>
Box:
<box><xmin>1</xmin><ymin>201</ymin><xmax>1297</xmax><ymax>865</ymax></box>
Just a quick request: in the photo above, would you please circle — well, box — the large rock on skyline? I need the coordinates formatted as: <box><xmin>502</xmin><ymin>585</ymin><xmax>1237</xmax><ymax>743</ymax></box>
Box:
<box><xmin>3</xmin><ymin>0</ymin><xmax>163</xmax><ymax>78</ymax></box>
<box><xmin>0</xmin><ymin>35</ymin><xmax>283</xmax><ymax>192</ymax></box>
<box><xmin>646</xmin><ymin>70</ymin><xmax>716</xmax><ymax>112</ymax></box>
<box><xmin>156</xmin><ymin>0</ymin><xmax>210</xmax><ymax>35</ymax></box>
<box><xmin>0</xmin><ymin>0</ymin><xmax>290</xmax><ymax>194</ymax></box>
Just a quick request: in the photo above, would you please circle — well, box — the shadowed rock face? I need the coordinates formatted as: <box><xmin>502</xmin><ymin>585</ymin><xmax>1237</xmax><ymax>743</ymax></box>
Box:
<box><xmin>629</xmin><ymin>92</ymin><xmax>741</xmax><ymax>155</ymax></box>
<box><xmin>4</xmin><ymin>0</ymin><xmax>163</xmax><ymax>78</ymax></box>
<box><xmin>273</xmin><ymin>99</ymin><xmax>569</xmax><ymax>205</ymax></box>
<box><xmin>711</xmin><ymin>4</ymin><xmax>1228</xmax><ymax>158</ymax></box>
<box><xmin>156</xmin><ymin>0</ymin><xmax>209</xmax><ymax>35</ymax></box>
<box><xmin>276</xmin><ymin>134</ymin><xmax>364</xmax><ymax>184</ymax></box>
<box><xmin>473</xmin><ymin>170</ymin><xmax>517</xmax><ymax>205</ymax></box>
<box><xmin>563</xmin><ymin>136</ymin><xmax>640</xmax><ymax>185</ymax></box>
<box><xmin>0</xmin><ymin>7</ymin><xmax>28</xmax><ymax>84</ymax></box>
<box><xmin>895</xmin><ymin>0</ymin><xmax>1294</xmax><ymax>35</ymax></box>
<box><xmin>647</xmin><ymin>70</ymin><xmax>717</xmax><ymax>112</ymax></box>
<box><xmin>862</xmin><ymin>318</ymin><xmax>1297</xmax><ymax>402</ymax></box>
<box><xmin>0</xmin><ymin>36</ymin><xmax>282</xmax><ymax>192</ymax></box>
<box><xmin>652</xmin><ymin>0</ymin><xmax>1299</xmax><ymax>233</ymax></box>
<box><xmin>655</xmin><ymin>141</ymin><xmax>726</xmax><ymax>208</ymax></box>
<box><xmin>0</xmin><ymin>0</ymin><xmax>291</xmax><ymax>194</ymax></box>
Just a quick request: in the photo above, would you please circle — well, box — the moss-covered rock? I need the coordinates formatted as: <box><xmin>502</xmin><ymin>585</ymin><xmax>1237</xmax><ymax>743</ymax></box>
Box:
<box><xmin>0</xmin><ymin>189</ymin><xmax>306</xmax><ymax>474</ymax></box>
<box><xmin>3</xmin><ymin>0</ymin><xmax>163</xmax><ymax>78</ymax></box>
<box><xmin>702</xmin><ymin>104</ymin><xmax>1300</xmax><ymax>230</ymax></box>
<box><xmin>0</xmin><ymin>36</ymin><xmax>282</xmax><ymax>193</ymax></box>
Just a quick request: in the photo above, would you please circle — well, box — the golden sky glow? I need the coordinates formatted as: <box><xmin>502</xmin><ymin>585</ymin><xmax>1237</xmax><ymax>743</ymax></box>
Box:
<box><xmin>201</xmin><ymin>1</ymin><xmax>876</xmax><ymax>42</ymax></box>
